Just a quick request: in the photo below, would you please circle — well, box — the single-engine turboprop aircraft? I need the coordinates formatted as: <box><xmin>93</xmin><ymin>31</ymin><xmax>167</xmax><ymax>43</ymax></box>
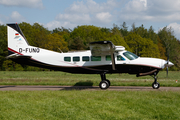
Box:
<box><xmin>7</xmin><ymin>23</ymin><xmax>174</xmax><ymax>89</ymax></box>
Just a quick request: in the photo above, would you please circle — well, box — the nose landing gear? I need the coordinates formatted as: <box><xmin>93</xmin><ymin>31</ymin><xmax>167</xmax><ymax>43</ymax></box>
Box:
<box><xmin>151</xmin><ymin>72</ymin><xmax>160</xmax><ymax>89</ymax></box>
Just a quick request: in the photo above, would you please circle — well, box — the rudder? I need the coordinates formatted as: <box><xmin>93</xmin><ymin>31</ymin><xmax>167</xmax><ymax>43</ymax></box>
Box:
<box><xmin>7</xmin><ymin>23</ymin><xmax>29</xmax><ymax>55</ymax></box>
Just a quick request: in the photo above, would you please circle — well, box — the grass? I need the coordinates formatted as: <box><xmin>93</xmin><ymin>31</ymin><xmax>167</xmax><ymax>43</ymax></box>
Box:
<box><xmin>0</xmin><ymin>71</ymin><xmax>180</xmax><ymax>87</ymax></box>
<box><xmin>0</xmin><ymin>90</ymin><xmax>180</xmax><ymax>120</ymax></box>
<box><xmin>0</xmin><ymin>71</ymin><xmax>180</xmax><ymax>120</ymax></box>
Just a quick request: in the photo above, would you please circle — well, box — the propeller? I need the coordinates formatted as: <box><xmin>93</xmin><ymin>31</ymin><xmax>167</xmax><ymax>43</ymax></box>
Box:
<box><xmin>166</xmin><ymin>54</ymin><xmax>169</xmax><ymax>78</ymax></box>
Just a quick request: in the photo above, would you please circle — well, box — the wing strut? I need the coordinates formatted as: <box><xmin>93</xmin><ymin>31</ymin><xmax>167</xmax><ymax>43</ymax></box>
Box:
<box><xmin>111</xmin><ymin>53</ymin><xmax>116</xmax><ymax>70</ymax></box>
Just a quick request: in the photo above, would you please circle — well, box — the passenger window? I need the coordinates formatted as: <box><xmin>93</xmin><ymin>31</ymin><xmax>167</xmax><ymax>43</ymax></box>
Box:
<box><xmin>91</xmin><ymin>56</ymin><xmax>101</xmax><ymax>61</ymax></box>
<box><xmin>73</xmin><ymin>56</ymin><xmax>80</xmax><ymax>62</ymax></box>
<box><xmin>117</xmin><ymin>55</ymin><xmax>125</xmax><ymax>61</ymax></box>
<box><xmin>64</xmin><ymin>57</ymin><xmax>71</xmax><ymax>62</ymax></box>
<box><xmin>106</xmin><ymin>55</ymin><xmax>111</xmax><ymax>61</ymax></box>
<box><xmin>82</xmin><ymin>56</ymin><xmax>89</xmax><ymax>61</ymax></box>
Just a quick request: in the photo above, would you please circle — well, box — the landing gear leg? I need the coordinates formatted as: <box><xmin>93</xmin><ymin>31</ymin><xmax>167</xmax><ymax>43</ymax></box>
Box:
<box><xmin>151</xmin><ymin>72</ymin><xmax>160</xmax><ymax>89</ymax></box>
<box><xmin>99</xmin><ymin>73</ymin><xmax>110</xmax><ymax>89</ymax></box>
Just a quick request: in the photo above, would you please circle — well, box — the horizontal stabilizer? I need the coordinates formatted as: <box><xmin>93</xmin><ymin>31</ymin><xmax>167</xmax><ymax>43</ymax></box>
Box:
<box><xmin>6</xmin><ymin>54</ymin><xmax>32</xmax><ymax>59</ymax></box>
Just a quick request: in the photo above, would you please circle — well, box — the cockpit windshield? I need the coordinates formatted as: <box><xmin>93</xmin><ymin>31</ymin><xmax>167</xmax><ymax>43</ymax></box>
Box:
<box><xmin>123</xmin><ymin>51</ymin><xmax>138</xmax><ymax>60</ymax></box>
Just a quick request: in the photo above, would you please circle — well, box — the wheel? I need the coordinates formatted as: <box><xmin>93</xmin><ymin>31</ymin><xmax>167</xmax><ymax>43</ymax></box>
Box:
<box><xmin>106</xmin><ymin>79</ymin><xmax>111</xmax><ymax>86</ymax></box>
<box><xmin>152</xmin><ymin>82</ymin><xmax>160</xmax><ymax>89</ymax></box>
<box><xmin>99</xmin><ymin>80</ymin><xmax>109</xmax><ymax>89</ymax></box>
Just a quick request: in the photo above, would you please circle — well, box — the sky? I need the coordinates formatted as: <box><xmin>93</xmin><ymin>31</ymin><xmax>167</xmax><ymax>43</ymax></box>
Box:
<box><xmin>0</xmin><ymin>0</ymin><xmax>180</xmax><ymax>39</ymax></box>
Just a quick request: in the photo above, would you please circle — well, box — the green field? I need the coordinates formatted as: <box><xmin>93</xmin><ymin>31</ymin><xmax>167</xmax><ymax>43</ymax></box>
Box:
<box><xmin>0</xmin><ymin>71</ymin><xmax>180</xmax><ymax>87</ymax></box>
<box><xmin>0</xmin><ymin>90</ymin><xmax>180</xmax><ymax>120</ymax></box>
<box><xmin>0</xmin><ymin>71</ymin><xmax>180</xmax><ymax>120</ymax></box>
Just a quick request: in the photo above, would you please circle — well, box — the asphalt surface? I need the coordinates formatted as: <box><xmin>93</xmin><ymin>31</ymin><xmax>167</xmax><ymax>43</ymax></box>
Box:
<box><xmin>0</xmin><ymin>86</ymin><xmax>180</xmax><ymax>91</ymax></box>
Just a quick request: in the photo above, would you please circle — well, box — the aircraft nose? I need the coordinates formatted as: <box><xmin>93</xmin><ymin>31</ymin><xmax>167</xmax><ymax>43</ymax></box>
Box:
<box><xmin>168</xmin><ymin>61</ymin><xmax>174</xmax><ymax>67</ymax></box>
<box><xmin>164</xmin><ymin>60</ymin><xmax>174</xmax><ymax>67</ymax></box>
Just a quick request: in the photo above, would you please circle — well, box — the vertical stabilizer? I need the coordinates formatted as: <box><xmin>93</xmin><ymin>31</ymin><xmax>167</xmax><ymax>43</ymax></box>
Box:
<box><xmin>7</xmin><ymin>23</ymin><xmax>29</xmax><ymax>55</ymax></box>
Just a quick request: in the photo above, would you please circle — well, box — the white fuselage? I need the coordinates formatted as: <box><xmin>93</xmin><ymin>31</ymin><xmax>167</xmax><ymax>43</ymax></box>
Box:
<box><xmin>19</xmin><ymin>45</ymin><xmax>171</xmax><ymax>71</ymax></box>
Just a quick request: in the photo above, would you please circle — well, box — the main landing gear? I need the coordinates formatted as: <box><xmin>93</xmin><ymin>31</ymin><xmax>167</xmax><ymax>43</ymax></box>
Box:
<box><xmin>99</xmin><ymin>72</ymin><xmax>160</xmax><ymax>89</ymax></box>
<box><xmin>151</xmin><ymin>72</ymin><xmax>160</xmax><ymax>89</ymax></box>
<box><xmin>99</xmin><ymin>73</ymin><xmax>110</xmax><ymax>89</ymax></box>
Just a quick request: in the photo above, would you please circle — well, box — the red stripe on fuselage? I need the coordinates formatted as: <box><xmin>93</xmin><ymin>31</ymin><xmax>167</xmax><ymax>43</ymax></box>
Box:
<box><xmin>8</xmin><ymin>47</ymin><xmax>46</xmax><ymax>65</ymax></box>
<box><xmin>8</xmin><ymin>47</ymin><xmax>23</xmax><ymax>55</ymax></box>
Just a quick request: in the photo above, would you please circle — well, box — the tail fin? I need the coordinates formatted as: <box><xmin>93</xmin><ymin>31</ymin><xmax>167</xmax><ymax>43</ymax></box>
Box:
<box><xmin>7</xmin><ymin>23</ymin><xmax>29</xmax><ymax>55</ymax></box>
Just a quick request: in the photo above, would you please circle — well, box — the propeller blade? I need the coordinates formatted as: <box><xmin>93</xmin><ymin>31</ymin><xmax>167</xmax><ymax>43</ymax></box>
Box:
<box><xmin>167</xmin><ymin>56</ymin><xmax>169</xmax><ymax>64</ymax></box>
<box><xmin>166</xmin><ymin>53</ymin><xmax>169</xmax><ymax>78</ymax></box>
<box><xmin>166</xmin><ymin>66</ymin><xmax>168</xmax><ymax>78</ymax></box>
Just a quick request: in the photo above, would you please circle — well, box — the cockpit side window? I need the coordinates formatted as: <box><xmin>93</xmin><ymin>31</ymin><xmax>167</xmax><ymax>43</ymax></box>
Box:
<box><xmin>117</xmin><ymin>55</ymin><xmax>125</xmax><ymax>61</ymax></box>
<box><xmin>123</xmin><ymin>51</ymin><xmax>138</xmax><ymax>60</ymax></box>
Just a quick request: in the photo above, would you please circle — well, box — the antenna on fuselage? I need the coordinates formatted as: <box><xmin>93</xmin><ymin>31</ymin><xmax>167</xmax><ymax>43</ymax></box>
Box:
<box><xmin>58</xmin><ymin>48</ymin><xmax>63</xmax><ymax>53</ymax></box>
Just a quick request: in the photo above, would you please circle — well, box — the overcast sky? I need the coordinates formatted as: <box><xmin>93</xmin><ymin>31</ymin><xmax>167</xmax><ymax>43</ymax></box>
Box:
<box><xmin>0</xmin><ymin>0</ymin><xmax>180</xmax><ymax>39</ymax></box>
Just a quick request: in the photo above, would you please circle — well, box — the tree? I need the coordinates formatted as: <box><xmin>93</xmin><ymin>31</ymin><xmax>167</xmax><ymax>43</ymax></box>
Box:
<box><xmin>0</xmin><ymin>25</ymin><xmax>7</xmax><ymax>70</ymax></box>
<box><xmin>157</xmin><ymin>36</ymin><xmax>167</xmax><ymax>60</ymax></box>
<box><xmin>111</xmin><ymin>24</ymin><xmax>121</xmax><ymax>36</ymax></box>
<box><xmin>68</xmin><ymin>25</ymin><xmax>108</xmax><ymax>50</ymax></box>
<box><xmin>107</xmin><ymin>34</ymin><xmax>131</xmax><ymax>51</ymax></box>
<box><xmin>52</xmin><ymin>27</ymin><xmax>71</xmax><ymax>42</ymax></box>
<box><xmin>140</xmin><ymin>38</ymin><xmax>160</xmax><ymax>58</ymax></box>
<box><xmin>2</xmin><ymin>60</ymin><xmax>24</xmax><ymax>71</ymax></box>
<box><xmin>19</xmin><ymin>22</ymin><xmax>51</xmax><ymax>47</ymax></box>
<box><xmin>69</xmin><ymin>36</ymin><xmax>86</xmax><ymax>50</ymax></box>
<box><xmin>100</xmin><ymin>27</ymin><xmax>111</xmax><ymax>33</ymax></box>
<box><xmin>158</xmin><ymin>27</ymin><xmax>180</xmax><ymax>70</ymax></box>
<box><xmin>131</xmin><ymin>24</ymin><xmax>148</xmax><ymax>38</ymax></box>
<box><xmin>131</xmin><ymin>23</ymin><xmax>136</xmax><ymax>33</ymax></box>
<box><xmin>148</xmin><ymin>26</ymin><xmax>158</xmax><ymax>44</ymax></box>
<box><xmin>32</xmin><ymin>23</ymin><xmax>50</xmax><ymax>48</ymax></box>
<box><xmin>45</xmin><ymin>33</ymin><xmax>68</xmax><ymax>52</ymax></box>
<box><xmin>125</xmin><ymin>33</ymin><xmax>160</xmax><ymax>58</ymax></box>
<box><xmin>110</xmin><ymin>25</ymin><xmax>130</xmax><ymax>51</ymax></box>
<box><xmin>120</xmin><ymin>22</ymin><xmax>129</xmax><ymax>37</ymax></box>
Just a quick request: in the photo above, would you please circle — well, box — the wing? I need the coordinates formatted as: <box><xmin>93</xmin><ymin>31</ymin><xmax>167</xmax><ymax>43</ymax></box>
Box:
<box><xmin>89</xmin><ymin>41</ymin><xmax>115</xmax><ymax>56</ymax></box>
<box><xmin>89</xmin><ymin>41</ymin><xmax>116</xmax><ymax>70</ymax></box>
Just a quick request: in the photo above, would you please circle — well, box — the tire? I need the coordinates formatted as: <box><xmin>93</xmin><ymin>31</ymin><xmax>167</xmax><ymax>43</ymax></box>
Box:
<box><xmin>152</xmin><ymin>82</ymin><xmax>160</xmax><ymax>89</ymax></box>
<box><xmin>106</xmin><ymin>79</ymin><xmax>111</xmax><ymax>86</ymax></box>
<box><xmin>99</xmin><ymin>80</ymin><xmax>109</xmax><ymax>89</ymax></box>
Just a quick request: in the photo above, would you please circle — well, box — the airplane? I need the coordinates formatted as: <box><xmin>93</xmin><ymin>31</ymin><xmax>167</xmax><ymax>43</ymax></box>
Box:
<box><xmin>6</xmin><ymin>23</ymin><xmax>174</xmax><ymax>89</ymax></box>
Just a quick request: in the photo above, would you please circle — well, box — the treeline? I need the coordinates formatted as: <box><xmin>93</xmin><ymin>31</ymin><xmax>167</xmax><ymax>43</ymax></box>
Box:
<box><xmin>0</xmin><ymin>22</ymin><xmax>180</xmax><ymax>71</ymax></box>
